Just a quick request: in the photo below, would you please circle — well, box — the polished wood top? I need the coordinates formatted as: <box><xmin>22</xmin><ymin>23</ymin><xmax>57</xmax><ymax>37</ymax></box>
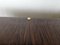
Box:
<box><xmin>0</xmin><ymin>17</ymin><xmax>60</xmax><ymax>45</ymax></box>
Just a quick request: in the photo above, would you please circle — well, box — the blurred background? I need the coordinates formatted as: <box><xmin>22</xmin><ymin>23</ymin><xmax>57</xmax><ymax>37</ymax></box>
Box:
<box><xmin>0</xmin><ymin>0</ymin><xmax>60</xmax><ymax>19</ymax></box>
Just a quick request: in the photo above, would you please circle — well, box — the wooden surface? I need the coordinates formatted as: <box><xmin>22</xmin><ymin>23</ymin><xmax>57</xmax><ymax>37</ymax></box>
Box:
<box><xmin>0</xmin><ymin>17</ymin><xmax>60</xmax><ymax>45</ymax></box>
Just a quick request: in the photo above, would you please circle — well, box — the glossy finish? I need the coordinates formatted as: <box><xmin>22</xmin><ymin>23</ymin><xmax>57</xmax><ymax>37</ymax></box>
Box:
<box><xmin>27</xmin><ymin>17</ymin><xmax>31</xmax><ymax>21</ymax></box>
<box><xmin>0</xmin><ymin>17</ymin><xmax>60</xmax><ymax>45</ymax></box>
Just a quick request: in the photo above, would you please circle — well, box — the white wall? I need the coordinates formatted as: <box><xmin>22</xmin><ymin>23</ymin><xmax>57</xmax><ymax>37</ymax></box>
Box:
<box><xmin>0</xmin><ymin>0</ymin><xmax>60</xmax><ymax>17</ymax></box>
<box><xmin>0</xmin><ymin>0</ymin><xmax>60</xmax><ymax>12</ymax></box>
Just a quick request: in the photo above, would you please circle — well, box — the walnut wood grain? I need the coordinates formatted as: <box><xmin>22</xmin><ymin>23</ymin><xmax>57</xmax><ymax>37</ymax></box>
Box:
<box><xmin>0</xmin><ymin>17</ymin><xmax>60</xmax><ymax>45</ymax></box>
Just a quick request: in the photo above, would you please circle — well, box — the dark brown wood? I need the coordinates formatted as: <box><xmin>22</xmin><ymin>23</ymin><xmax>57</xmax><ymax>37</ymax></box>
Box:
<box><xmin>29</xmin><ymin>19</ymin><xmax>60</xmax><ymax>45</ymax></box>
<box><xmin>0</xmin><ymin>17</ymin><xmax>60</xmax><ymax>45</ymax></box>
<box><xmin>0</xmin><ymin>17</ymin><xmax>29</xmax><ymax>45</ymax></box>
